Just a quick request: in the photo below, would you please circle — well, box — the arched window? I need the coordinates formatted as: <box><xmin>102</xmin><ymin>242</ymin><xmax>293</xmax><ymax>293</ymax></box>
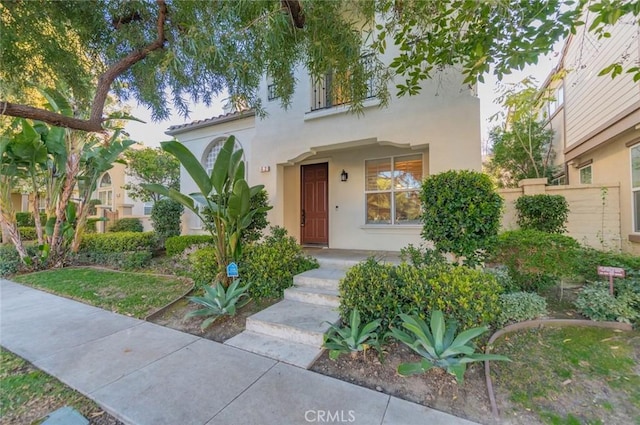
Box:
<box><xmin>100</xmin><ymin>173</ymin><xmax>112</xmax><ymax>187</ymax></box>
<box><xmin>202</xmin><ymin>138</ymin><xmax>243</xmax><ymax>174</ymax></box>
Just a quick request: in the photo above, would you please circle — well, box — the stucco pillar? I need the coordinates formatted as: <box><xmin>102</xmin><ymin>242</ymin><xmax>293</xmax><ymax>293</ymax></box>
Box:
<box><xmin>518</xmin><ymin>178</ymin><xmax>548</xmax><ymax>195</ymax></box>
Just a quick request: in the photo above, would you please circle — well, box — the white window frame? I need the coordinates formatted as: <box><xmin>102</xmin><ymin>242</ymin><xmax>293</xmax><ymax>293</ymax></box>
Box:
<box><xmin>202</xmin><ymin>137</ymin><xmax>244</xmax><ymax>175</ymax></box>
<box><xmin>579</xmin><ymin>164</ymin><xmax>592</xmax><ymax>184</ymax></box>
<box><xmin>143</xmin><ymin>202</ymin><xmax>153</xmax><ymax>216</ymax></box>
<box><xmin>364</xmin><ymin>154</ymin><xmax>423</xmax><ymax>225</ymax></box>
<box><xmin>631</xmin><ymin>145</ymin><xmax>640</xmax><ymax>233</ymax></box>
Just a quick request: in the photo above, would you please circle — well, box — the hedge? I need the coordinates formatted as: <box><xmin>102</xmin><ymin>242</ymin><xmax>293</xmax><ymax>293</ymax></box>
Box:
<box><xmin>165</xmin><ymin>235</ymin><xmax>214</xmax><ymax>257</ymax></box>
<box><xmin>79</xmin><ymin>232</ymin><xmax>156</xmax><ymax>253</ymax></box>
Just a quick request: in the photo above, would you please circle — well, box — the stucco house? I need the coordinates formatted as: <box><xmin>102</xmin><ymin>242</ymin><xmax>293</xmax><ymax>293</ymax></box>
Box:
<box><xmin>91</xmin><ymin>162</ymin><xmax>153</xmax><ymax>232</ymax></box>
<box><xmin>167</xmin><ymin>58</ymin><xmax>481</xmax><ymax>251</ymax></box>
<box><xmin>540</xmin><ymin>14</ymin><xmax>640</xmax><ymax>253</ymax></box>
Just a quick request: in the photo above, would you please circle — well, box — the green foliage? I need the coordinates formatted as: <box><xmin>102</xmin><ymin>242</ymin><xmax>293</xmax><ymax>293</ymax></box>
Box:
<box><xmin>189</xmin><ymin>246</ymin><xmax>219</xmax><ymax>286</ymax></box>
<box><xmin>390</xmin><ymin>311</ymin><xmax>510</xmax><ymax>384</ymax></box>
<box><xmin>18</xmin><ymin>227</ymin><xmax>37</xmax><ymax>241</ymax></box>
<box><xmin>185</xmin><ymin>280</ymin><xmax>251</xmax><ymax>330</ymax></box>
<box><xmin>203</xmin><ymin>188</ymin><xmax>270</xmax><ymax>246</ymax></box>
<box><xmin>339</xmin><ymin>258</ymin><xmax>502</xmax><ymax>331</ymax></box>
<box><xmin>515</xmin><ymin>194</ymin><xmax>569</xmax><ymax>234</ymax></box>
<box><xmin>492</xmin><ymin>230</ymin><xmax>580</xmax><ymax>292</ymax></box>
<box><xmin>108</xmin><ymin>218</ymin><xmax>143</xmax><ymax>233</ymax></box>
<box><xmin>73</xmin><ymin>251</ymin><xmax>153</xmax><ymax>271</ymax></box>
<box><xmin>122</xmin><ymin>147</ymin><xmax>180</xmax><ymax>203</ymax></box>
<box><xmin>497</xmin><ymin>292</ymin><xmax>548</xmax><ymax>327</ymax></box>
<box><xmin>87</xmin><ymin>199</ymin><xmax>102</xmax><ymax>216</ymax></box>
<box><xmin>575</xmin><ymin>280</ymin><xmax>640</xmax><ymax>325</ymax></box>
<box><xmin>571</xmin><ymin>247</ymin><xmax>640</xmax><ymax>282</ymax></box>
<box><xmin>0</xmin><ymin>244</ymin><xmax>23</xmax><ymax>276</ymax></box>
<box><xmin>79</xmin><ymin>232</ymin><xmax>155</xmax><ymax>253</ymax></box>
<box><xmin>484</xmin><ymin>266</ymin><xmax>515</xmax><ymax>292</ymax></box>
<box><xmin>15</xmin><ymin>212</ymin><xmax>46</xmax><ymax>227</ymax></box>
<box><xmin>323</xmin><ymin>309</ymin><xmax>382</xmax><ymax>360</ymax></box>
<box><xmin>144</xmin><ymin>136</ymin><xmax>272</xmax><ymax>286</ymax></box>
<box><xmin>241</xmin><ymin>226</ymin><xmax>319</xmax><ymax>300</ymax></box>
<box><xmin>150</xmin><ymin>199</ymin><xmax>183</xmax><ymax>241</ymax></box>
<box><xmin>420</xmin><ymin>170</ymin><xmax>503</xmax><ymax>266</ymax></box>
<box><xmin>165</xmin><ymin>235</ymin><xmax>214</xmax><ymax>257</ymax></box>
<box><xmin>399</xmin><ymin>243</ymin><xmax>447</xmax><ymax>267</ymax></box>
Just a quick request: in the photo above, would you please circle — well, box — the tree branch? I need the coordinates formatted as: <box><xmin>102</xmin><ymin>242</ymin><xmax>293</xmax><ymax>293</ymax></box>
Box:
<box><xmin>282</xmin><ymin>0</ymin><xmax>305</xmax><ymax>28</ymax></box>
<box><xmin>0</xmin><ymin>0</ymin><xmax>169</xmax><ymax>133</ymax></box>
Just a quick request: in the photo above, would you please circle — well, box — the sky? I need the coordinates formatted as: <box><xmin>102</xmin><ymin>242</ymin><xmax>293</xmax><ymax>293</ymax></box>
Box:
<box><xmin>124</xmin><ymin>52</ymin><xmax>562</xmax><ymax>151</ymax></box>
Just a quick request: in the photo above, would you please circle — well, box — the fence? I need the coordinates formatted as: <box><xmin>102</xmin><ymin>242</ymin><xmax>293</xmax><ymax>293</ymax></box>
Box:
<box><xmin>498</xmin><ymin>178</ymin><xmax>621</xmax><ymax>251</ymax></box>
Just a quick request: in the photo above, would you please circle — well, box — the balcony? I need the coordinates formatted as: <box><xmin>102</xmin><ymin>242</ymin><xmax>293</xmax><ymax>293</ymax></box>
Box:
<box><xmin>310</xmin><ymin>54</ymin><xmax>376</xmax><ymax>112</ymax></box>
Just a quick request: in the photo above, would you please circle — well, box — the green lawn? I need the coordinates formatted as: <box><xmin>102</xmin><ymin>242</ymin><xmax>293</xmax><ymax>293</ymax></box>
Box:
<box><xmin>492</xmin><ymin>326</ymin><xmax>640</xmax><ymax>425</ymax></box>
<box><xmin>0</xmin><ymin>349</ymin><xmax>103</xmax><ymax>424</ymax></box>
<box><xmin>12</xmin><ymin>267</ymin><xmax>191</xmax><ymax>319</ymax></box>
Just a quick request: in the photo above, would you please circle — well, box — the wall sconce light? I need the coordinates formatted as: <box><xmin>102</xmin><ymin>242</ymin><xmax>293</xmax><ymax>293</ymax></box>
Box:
<box><xmin>340</xmin><ymin>169</ymin><xmax>349</xmax><ymax>182</ymax></box>
<box><xmin>260</xmin><ymin>165</ymin><xmax>271</xmax><ymax>173</ymax></box>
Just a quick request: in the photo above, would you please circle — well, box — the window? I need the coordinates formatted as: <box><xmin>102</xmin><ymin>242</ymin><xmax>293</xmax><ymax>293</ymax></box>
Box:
<box><xmin>267</xmin><ymin>76</ymin><xmax>279</xmax><ymax>101</ymax></box>
<box><xmin>202</xmin><ymin>138</ymin><xmax>243</xmax><ymax>175</ymax></box>
<box><xmin>579</xmin><ymin>165</ymin><xmax>592</xmax><ymax>184</ymax></box>
<box><xmin>632</xmin><ymin>145</ymin><xmax>640</xmax><ymax>232</ymax></box>
<box><xmin>143</xmin><ymin>202</ymin><xmax>153</xmax><ymax>216</ymax></box>
<box><xmin>37</xmin><ymin>197</ymin><xmax>46</xmax><ymax>213</ymax></box>
<box><xmin>365</xmin><ymin>154</ymin><xmax>422</xmax><ymax>224</ymax></box>
<box><xmin>98</xmin><ymin>172</ymin><xmax>113</xmax><ymax>207</ymax></box>
<box><xmin>100</xmin><ymin>173</ymin><xmax>112</xmax><ymax>187</ymax></box>
<box><xmin>310</xmin><ymin>54</ymin><xmax>375</xmax><ymax>111</ymax></box>
<box><xmin>547</xmin><ymin>85</ymin><xmax>564</xmax><ymax>117</ymax></box>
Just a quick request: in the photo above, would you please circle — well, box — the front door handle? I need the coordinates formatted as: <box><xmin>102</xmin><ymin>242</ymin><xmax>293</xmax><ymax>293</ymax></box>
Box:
<box><xmin>301</xmin><ymin>209</ymin><xmax>306</xmax><ymax>226</ymax></box>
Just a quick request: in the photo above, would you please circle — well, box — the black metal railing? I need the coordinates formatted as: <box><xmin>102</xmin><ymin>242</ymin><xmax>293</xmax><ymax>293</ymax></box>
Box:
<box><xmin>310</xmin><ymin>54</ymin><xmax>376</xmax><ymax>112</ymax></box>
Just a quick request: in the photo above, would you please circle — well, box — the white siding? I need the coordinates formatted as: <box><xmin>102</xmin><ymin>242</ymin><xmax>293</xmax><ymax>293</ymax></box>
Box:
<box><xmin>563</xmin><ymin>19</ymin><xmax>640</xmax><ymax>146</ymax></box>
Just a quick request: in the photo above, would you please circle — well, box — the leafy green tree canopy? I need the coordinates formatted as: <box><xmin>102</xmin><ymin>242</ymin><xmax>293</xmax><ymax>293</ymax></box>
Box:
<box><xmin>122</xmin><ymin>146</ymin><xmax>180</xmax><ymax>203</ymax></box>
<box><xmin>2</xmin><ymin>0</ymin><xmax>638</xmax><ymax>132</ymax></box>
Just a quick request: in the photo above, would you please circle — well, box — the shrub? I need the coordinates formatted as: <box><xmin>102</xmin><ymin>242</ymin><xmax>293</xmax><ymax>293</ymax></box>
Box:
<box><xmin>497</xmin><ymin>292</ymin><xmax>547</xmax><ymax>326</ymax></box>
<box><xmin>203</xmin><ymin>188</ymin><xmax>271</xmax><ymax>245</ymax></box>
<box><xmin>339</xmin><ymin>259</ymin><xmax>502</xmax><ymax>330</ymax></box>
<box><xmin>165</xmin><ymin>235</ymin><xmax>214</xmax><ymax>257</ymax></box>
<box><xmin>15</xmin><ymin>212</ymin><xmax>46</xmax><ymax>227</ymax></box>
<box><xmin>108</xmin><ymin>218</ymin><xmax>144</xmax><ymax>233</ymax></box>
<box><xmin>80</xmin><ymin>232</ymin><xmax>156</xmax><ymax>253</ymax></box>
<box><xmin>84</xmin><ymin>218</ymin><xmax>100</xmax><ymax>234</ymax></box>
<box><xmin>151</xmin><ymin>199</ymin><xmax>183</xmax><ymax>242</ymax></box>
<box><xmin>515</xmin><ymin>194</ymin><xmax>569</xmax><ymax>234</ymax></box>
<box><xmin>185</xmin><ymin>280</ymin><xmax>251</xmax><ymax>329</ymax></box>
<box><xmin>87</xmin><ymin>199</ymin><xmax>102</xmax><ymax>216</ymax></box>
<box><xmin>575</xmin><ymin>280</ymin><xmax>640</xmax><ymax>325</ymax></box>
<box><xmin>240</xmin><ymin>226</ymin><xmax>319</xmax><ymax>300</ymax></box>
<box><xmin>189</xmin><ymin>246</ymin><xmax>220</xmax><ymax>286</ymax></box>
<box><xmin>420</xmin><ymin>170</ymin><xmax>503</xmax><ymax>266</ymax></box>
<box><xmin>0</xmin><ymin>243</ymin><xmax>41</xmax><ymax>276</ymax></box>
<box><xmin>323</xmin><ymin>309</ymin><xmax>382</xmax><ymax>360</ymax></box>
<box><xmin>73</xmin><ymin>251</ymin><xmax>153</xmax><ymax>270</ymax></box>
<box><xmin>571</xmin><ymin>247</ymin><xmax>640</xmax><ymax>282</ymax></box>
<box><xmin>491</xmin><ymin>230</ymin><xmax>580</xmax><ymax>292</ymax></box>
<box><xmin>399</xmin><ymin>243</ymin><xmax>447</xmax><ymax>267</ymax></box>
<box><xmin>18</xmin><ymin>227</ymin><xmax>37</xmax><ymax>241</ymax></box>
<box><xmin>484</xmin><ymin>266</ymin><xmax>516</xmax><ymax>292</ymax></box>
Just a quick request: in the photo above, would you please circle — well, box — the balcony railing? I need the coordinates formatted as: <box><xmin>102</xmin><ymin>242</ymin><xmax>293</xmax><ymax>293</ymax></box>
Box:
<box><xmin>310</xmin><ymin>54</ymin><xmax>376</xmax><ymax>112</ymax></box>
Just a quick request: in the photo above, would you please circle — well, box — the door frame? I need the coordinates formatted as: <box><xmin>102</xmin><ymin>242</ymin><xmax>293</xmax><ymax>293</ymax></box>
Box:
<box><xmin>300</xmin><ymin>162</ymin><xmax>329</xmax><ymax>246</ymax></box>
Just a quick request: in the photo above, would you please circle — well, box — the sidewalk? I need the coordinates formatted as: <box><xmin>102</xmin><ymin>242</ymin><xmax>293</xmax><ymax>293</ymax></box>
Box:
<box><xmin>0</xmin><ymin>279</ymin><xmax>478</xmax><ymax>425</ymax></box>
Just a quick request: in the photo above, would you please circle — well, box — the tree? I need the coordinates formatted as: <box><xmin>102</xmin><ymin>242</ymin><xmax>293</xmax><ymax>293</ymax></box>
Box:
<box><xmin>151</xmin><ymin>199</ymin><xmax>183</xmax><ymax>242</ymax></box>
<box><xmin>2</xmin><ymin>1</ymin><xmax>638</xmax><ymax>132</ymax></box>
<box><xmin>486</xmin><ymin>78</ymin><xmax>557</xmax><ymax>187</ymax></box>
<box><xmin>143</xmin><ymin>136</ymin><xmax>271</xmax><ymax>286</ymax></box>
<box><xmin>0</xmin><ymin>90</ymin><xmax>133</xmax><ymax>266</ymax></box>
<box><xmin>122</xmin><ymin>147</ymin><xmax>180</xmax><ymax>203</ymax></box>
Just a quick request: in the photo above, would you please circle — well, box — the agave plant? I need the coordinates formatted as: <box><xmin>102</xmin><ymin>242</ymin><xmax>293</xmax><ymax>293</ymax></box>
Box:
<box><xmin>323</xmin><ymin>309</ymin><xmax>382</xmax><ymax>360</ymax></box>
<box><xmin>390</xmin><ymin>310</ymin><xmax>510</xmax><ymax>384</ymax></box>
<box><xmin>185</xmin><ymin>279</ymin><xmax>251</xmax><ymax>329</ymax></box>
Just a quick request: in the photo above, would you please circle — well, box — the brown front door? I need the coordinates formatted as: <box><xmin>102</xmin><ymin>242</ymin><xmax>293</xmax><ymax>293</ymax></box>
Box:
<box><xmin>301</xmin><ymin>163</ymin><xmax>328</xmax><ymax>245</ymax></box>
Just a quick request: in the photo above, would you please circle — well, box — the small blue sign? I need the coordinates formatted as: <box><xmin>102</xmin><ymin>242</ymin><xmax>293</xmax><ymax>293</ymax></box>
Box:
<box><xmin>226</xmin><ymin>262</ymin><xmax>239</xmax><ymax>278</ymax></box>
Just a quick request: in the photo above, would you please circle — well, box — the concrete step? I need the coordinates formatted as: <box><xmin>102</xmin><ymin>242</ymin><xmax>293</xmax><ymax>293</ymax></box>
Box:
<box><xmin>246</xmin><ymin>300</ymin><xmax>340</xmax><ymax>346</ymax></box>
<box><xmin>284</xmin><ymin>286</ymin><xmax>340</xmax><ymax>308</ymax></box>
<box><xmin>293</xmin><ymin>268</ymin><xmax>345</xmax><ymax>291</ymax></box>
<box><xmin>224</xmin><ymin>331</ymin><xmax>324</xmax><ymax>369</ymax></box>
<box><xmin>316</xmin><ymin>258</ymin><xmax>362</xmax><ymax>270</ymax></box>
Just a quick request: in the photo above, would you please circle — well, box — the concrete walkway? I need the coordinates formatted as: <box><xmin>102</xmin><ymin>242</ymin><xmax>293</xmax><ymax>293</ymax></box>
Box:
<box><xmin>0</xmin><ymin>279</ymin><xmax>478</xmax><ymax>425</ymax></box>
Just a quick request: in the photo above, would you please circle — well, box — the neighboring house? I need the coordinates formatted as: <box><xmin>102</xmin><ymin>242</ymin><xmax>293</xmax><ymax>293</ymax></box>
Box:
<box><xmin>539</xmin><ymin>14</ymin><xmax>640</xmax><ymax>253</ymax></box>
<box><xmin>91</xmin><ymin>162</ymin><xmax>152</xmax><ymax>232</ymax></box>
<box><xmin>167</xmin><ymin>53</ymin><xmax>481</xmax><ymax>252</ymax></box>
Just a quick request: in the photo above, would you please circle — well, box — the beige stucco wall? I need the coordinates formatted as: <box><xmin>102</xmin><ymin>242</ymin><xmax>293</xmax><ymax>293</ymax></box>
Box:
<box><xmin>566</xmin><ymin>130</ymin><xmax>640</xmax><ymax>254</ymax></box>
<box><xmin>499</xmin><ymin>181</ymin><xmax>622</xmax><ymax>252</ymax></box>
